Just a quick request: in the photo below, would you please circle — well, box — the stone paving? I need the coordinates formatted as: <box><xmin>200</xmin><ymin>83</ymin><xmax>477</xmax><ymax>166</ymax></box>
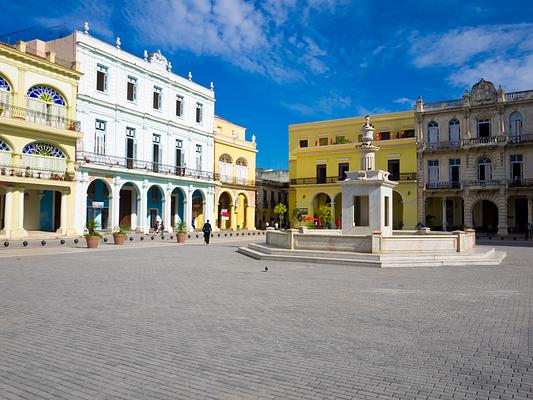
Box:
<box><xmin>0</xmin><ymin>241</ymin><xmax>532</xmax><ymax>400</ymax></box>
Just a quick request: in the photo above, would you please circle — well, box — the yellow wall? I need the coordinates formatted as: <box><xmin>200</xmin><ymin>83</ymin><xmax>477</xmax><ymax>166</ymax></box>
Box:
<box><xmin>288</xmin><ymin>111</ymin><xmax>418</xmax><ymax>229</ymax></box>
<box><xmin>213</xmin><ymin>116</ymin><xmax>257</xmax><ymax>230</ymax></box>
<box><xmin>0</xmin><ymin>41</ymin><xmax>81</xmax><ymax>238</ymax></box>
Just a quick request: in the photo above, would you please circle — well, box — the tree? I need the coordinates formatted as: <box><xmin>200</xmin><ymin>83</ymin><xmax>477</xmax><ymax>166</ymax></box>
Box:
<box><xmin>318</xmin><ymin>204</ymin><xmax>332</xmax><ymax>228</ymax></box>
<box><xmin>273</xmin><ymin>203</ymin><xmax>287</xmax><ymax>227</ymax></box>
<box><xmin>292</xmin><ymin>207</ymin><xmax>303</xmax><ymax>227</ymax></box>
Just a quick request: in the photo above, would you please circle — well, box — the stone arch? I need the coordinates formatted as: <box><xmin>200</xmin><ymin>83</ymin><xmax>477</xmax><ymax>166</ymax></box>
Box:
<box><xmin>118</xmin><ymin>181</ymin><xmax>141</xmax><ymax>230</ymax></box>
<box><xmin>312</xmin><ymin>192</ymin><xmax>332</xmax><ymax>227</ymax></box>
<box><xmin>217</xmin><ymin>191</ymin><xmax>233</xmax><ymax>230</ymax></box>
<box><xmin>471</xmin><ymin>199</ymin><xmax>498</xmax><ymax>232</ymax></box>
<box><xmin>191</xmin><ymin>189</ymin><xmax>206</xmax><ymax>230</ymax></box>
<box><xmin>217</xmin><ymin>189</ymin><xmax>234</xmax><ymax>205</ymax></box>
<box><xmin>86</xmin><ymin>178</ymin><xmax>112</xmax><ymax>230</ymax></box>
<box><xmin>146</xmin><ymin>184</ymin><xmax>165</xmax><ymax>230</ymax></box>
<box><xmin>170</xmin><ymin>186</ymin><xmax>187</xmax><ymax>227</ymax></box>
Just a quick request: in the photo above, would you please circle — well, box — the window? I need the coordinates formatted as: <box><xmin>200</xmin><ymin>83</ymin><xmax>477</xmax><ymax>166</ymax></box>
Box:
<box><xmin>175</xmin><ymin>139</ymin><xmax>184</xmax><ymax>170</ymax></box>
<box><xmin>378</xmin><ymin>131</ymin><xmax>390</xmax><ymax>141</ymax></box>
<box><xmin>236</xmin><ymin>157</ymin><xmax>248</xmax><ymax>185</ymax></box>
<box><xmin>335</xmin><ymin>135</ymin><xmax>348</xmax><ymax>144</ymax></box>
<box><xmin>127</xmin><ymin>76</ymin><xmax>137</xmax><ymax>102</ymax></box>
<box><xmin>448</xmin><ymin>119</ymin><xmax>460</xmax><ymax>145</ymax></box>
<box><xmin>152</xmin><ymin>134</ymin><xmax>161</xmax><ymax>172</ymax></box>
<box><xmin>219</xmin><ymin>154</ymin><xmax>233</xmax><ymax>182</ymax></box>
<box><xmin>96</xmin><ymin>64</ymin><xmax>108</xmax><ymax>92</ymax></box>
<box><xmin>316</xmin><ymin>164</ymin><xmax>327</xmax><ymax>184</ymax></box>
<box><xmin>263</xmin><ymin>190</ymin><xmax>267</xmax><ymax>204</ymax></box>
<box><xmin>94</xmin><ymin>119</ymin><xmax>106</xmax><ymax>155</ymax></box>
<box><xmin>0</xmin><ymin>75</ymin><xmax>11</xmax><ymax>105</ymax></box>
<box><xmin>428</xmin><ymin>160</ymin><xmax>439</xmax><ymax>185</ymax></box>
<box><xmin>384</xmin><ymin>196</ymin><xmax>390</xmax><ymax>227</ymax></box>
<box><xmin>126</xmin><ymin>127</ymin><xmax>136</xmax><ymax>168</ymax></box>
<box><xmin>477</xmin><ymin>157</ymin><xmax>492</xmax><ymax>181</ymax></box>
<box><xmin>427</xmin><ymin>121</ymin><xmax>439</xmax><ymax>144</ymax></box>
<box><xmin>195</xmin><ymin>144</ymin><xmax>202</xmax><ymax>170</ymax></box>
<box><xmin>509</xmin><ymin>112</ymin><xmax>522</xmax><ymax>140</ymax></box>
<box><xmin>354</xmin><ymin>195</ymin><xmax>369</xmax><ymax>226</ymax></box>
<box><xmin>196</xmin><ymin>103</ymin><xmax>203</xmax><ymax>123</ymax></box>
<box><xmin>153</xmin><ymin>86</ymin><xmax>162</xmax><ymax>110</ymax></box>
<box><xmin>387</xmin><ymin>159</ymin><xmax>400</xmax><ymax>181</ymax></box>
<box><xmin>176</xmin><ymin>95</ymin><xmax>183</xmax><ymax>117</ymax></box>
<box><xmin>401</xmin><ymin>129</ymin><xmax>415</xmax><ymax>138</ymax></box>
<box><xmin>270</xmin><ymin>191</ymin><xmax>275</xmax><ymax>208</ymax></box>
<box><xmin>318</xmin><ymin>137</ymin><xmax>329</xmax><ymax>146</ymax></box>
<box><xmin>477</xmin><ymin>119</ymin><xmax>491</xmax><ymax>139</ymax></box>
<box><xmin>338</xmin><ymin>163</ymin><xmax>349</xmax><ymax>181</ymax></box>
<box><xmin>299</xmin><ymin>139</ymin><xmax>308</xmax><ymax>148</ymax></box>
<box><xmin>449</xmin><ymin>159</ymin><xmax>460</xmax><ymax>183</ymax></box>
<box><xmin>510</xmin><ymin>154</ymin><xmax>523</xmax><ymax>181</ymax></box>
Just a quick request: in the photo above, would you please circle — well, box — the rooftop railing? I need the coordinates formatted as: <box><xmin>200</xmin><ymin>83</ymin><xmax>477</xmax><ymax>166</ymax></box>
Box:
<box><xmin>78</xmin><ymin>151</ymin><xmax>214</xmax><ymax>180</ymax></box>
<box><xmin>505</xmin><ymin>90</ymin><xmax>533</xmax><ymax>101</ymax></box>
<box><xmin>0</xmin><ymin>101</ymin><xmax>81</xmax><ymax>131</ymax></box>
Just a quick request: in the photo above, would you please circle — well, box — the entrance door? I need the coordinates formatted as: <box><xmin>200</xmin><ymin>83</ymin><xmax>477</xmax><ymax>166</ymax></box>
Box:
<box><xmin>170</xmin><ymin>196</ymin><xmax>176</xmax><ymax>227</ymax></box>
<box><xmin>515</xmin><ymin>198</ymin><xmax>528</xmax><ymax>233</ymax></box>
<box><xmin>53</xmin><ymin>191</ymin><xmax>61</xmax><ymax>231</ymax></box>
<box><xmin>445</xmin><ymin>199</ymin><xmax>454</xmax><ymax>229</ymax></box>
<box><xmin>119</xmin><ymin>190</ymin><xmax>132</xmax><ymax>228</ymax></box>
<box><xmin>149</xmin><ymin>209</ymin><xmax>158</xmax><ymax>230</ymax></box>
<box><xmin>481</xmin><ymin>201</ymin><xmax>498</xmax><ymax>232</ymax></box>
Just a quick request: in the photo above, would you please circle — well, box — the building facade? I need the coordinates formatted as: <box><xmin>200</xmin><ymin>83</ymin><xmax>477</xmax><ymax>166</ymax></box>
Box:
<box><xmin>288</xmin><ymin>111</ymin><xmax>417</xmax><ymax>229</ymax></box>
<box><xmin>0</xmin><ymin>40</ymin><xmax>81</xmax><ymax>239</ymax></box>
<box><xmin>43</xmin><ymin>27</ymin><xmax>216</xmax><ymax>233</ymax></box>
<box><xmin>213</xmin><ymin>116</ymin><xmax>256</xmax><ymax>230</ymax></box>
<box><xmin>416</xmin><ymin>79</ymin><xmax>533</xmax><ymax>236</ymax></box>
<box><xmin>255</xmin><ymin>169</ymin><xmax>289</xmax><ymax>229</ymax></box>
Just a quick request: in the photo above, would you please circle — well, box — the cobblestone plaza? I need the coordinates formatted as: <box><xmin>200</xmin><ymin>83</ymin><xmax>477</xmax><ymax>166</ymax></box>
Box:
<box><xmin>0</xmin><ymin>241</ymin><xmax>532</xmax><ymax>400</ymax></box>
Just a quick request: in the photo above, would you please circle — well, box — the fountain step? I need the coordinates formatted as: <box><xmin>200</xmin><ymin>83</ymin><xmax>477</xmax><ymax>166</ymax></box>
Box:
<box><xmin>238</xmin><ymin>243</ymin><xmax>506</xmax><ymax>268</ymax></box>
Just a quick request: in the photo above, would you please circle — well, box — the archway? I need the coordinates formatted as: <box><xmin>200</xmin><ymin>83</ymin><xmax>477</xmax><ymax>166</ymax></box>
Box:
<box><xmin>217</xmin><ymin>191</ymin><xmax>232</xmax><ymax>230</ymax></box>
<box><xmin>333</xmin><ymin>193</ymin><xmax>342</xmax><ymax>229</ymax></box>
<box><xmin>170</xmin><ymin>187</ymin><xmax>186</xmax><ymax>228</ymax></box>
<box><xmin>118</xmin><ymin>182</ymin><xmax>139</xmax><ymax>230</ymax></box>
<box><xmin>313</xmin><ymin>192</ymin><xmax>331</xmax><ymax>227</ymax></box>
<box><xmin>393</xmin><ymin>191</ymin><xmax>403</xmax><ymax>230</ymax></box>
<box><xmin>472</xmin><ymin>200</ymin><xmax>498</xmax><ymax>232</ymax></box>
<box><xmin>146</xmin><ymin>185</ymin><xmax>164</xmax><ymax>231</ymax></box>
<box><xmin>424</xmin><ymin>197</ymin><xmax>442</xmax><ymax>229</ymax></box>
<box><xmin>86</xmin><ymin>179</ymin><xmax>111</xmax><ymax>230</ymax></box>
<box><xmin>235</xmin><ymin>193</ymin><xmax>248</xmax><ymax>230</ymax></box>
<box><xmin>23</xmin><ymin>189</ymin><xmax>62</xmax><ymax>233</ymax></box>
<box><xmin>191</xmin><ymin>190</ymin><xmax>205</xmax><ymax>230</ymax></box>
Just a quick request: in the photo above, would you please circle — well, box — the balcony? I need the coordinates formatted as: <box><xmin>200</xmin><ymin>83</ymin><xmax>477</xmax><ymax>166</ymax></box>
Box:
<box><xmin>425</xmin><ymin>181</ymin><xmax>461</xmax><ymax>190</ymax></box>
<box><xmin>426</xmin><ymin>141</ymin><xmax>461</xmax><ymax>151</ymax></box>
<box><xmin>462</xmin><ymin>136</ymin><xmax>506</xmax><ymax>146</ymax></box>
<box><xmin>390</xmin><ymin>172</ymin><xmax>417</xmax><ymax>182</ymax></box>
<box><xmin>508</xmin><ymin>178</ymin><xmax>533</xmax><ymax>188</ymax></box>
<box><xmin>508</xmin><ymin>134</ymin><xmax>533</xmax><ymax>144</ymax></box>
<box><xmin>0</xmin><ymin>101</ymin><xmax>81</xmax><ymax>132</ymax></box>
<box><xmin>78</xmin><ymin>152</ymin><xmax>214</xmax><ymax>180</ymax></box>
<box><xmin>465</xmin><ymin>180</ymin><xmax>503</xmax><ymax>189</ymax></box>
<box><xmin>0</xmin><ymin>152</ymin><xmax>72</xmax><ymax>181</ymax></box>
<box><xmin>505</xmin><ymin>90</ymin><xmax>533</xmax><ymax>101</ymax></box>
<box><xmin>214</xmin><ymin>173</ymin><xmax>255</xmax><ymax>186</ymax></box>
<box><xmin>290</xmin><ymin>176</ymin><xmax>340</xmax><ymax>185</ymax></box>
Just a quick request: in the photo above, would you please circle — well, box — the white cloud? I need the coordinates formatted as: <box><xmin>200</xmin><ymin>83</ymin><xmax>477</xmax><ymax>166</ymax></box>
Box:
<box><xmin>394</xmin><ymin>97</ymin><xmax>415</xmax><ymax>105</ymax></box>
<box><xmin>283</xmin><ymin>91</ymin><xmax>352</xmax><ymax>116</ymax></box>
<box><xmin>122</xmin><ymin>0</ymin><xmax>345</xmax><ymax>83</ymax></box>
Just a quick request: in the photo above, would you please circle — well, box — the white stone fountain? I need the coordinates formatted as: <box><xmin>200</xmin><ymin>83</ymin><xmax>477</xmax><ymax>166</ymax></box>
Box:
<box><xmin>239</xmin><ymin>117</ymin><xmax>506</xmax><ymax>267</ymax></box>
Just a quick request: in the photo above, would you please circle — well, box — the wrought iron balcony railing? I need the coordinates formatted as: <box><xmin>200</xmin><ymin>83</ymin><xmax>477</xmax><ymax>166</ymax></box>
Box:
<box><xmin>508</xmin><ymin>134</ymin><xmax>533</xmax><ymax>144</ymax></box>
<box><xmin>214</xmin><ymin>173</ymin><xmax>255</xmax><ymax>186</ymax></box>
<box><xmin>0</xmin><ymin>152</ymin><xmax>72</xmax><ymax>181</ymax></box>
<box><xmin>425</xmin><ymin>181</ymin><xmax>461</xmax><ymax>190</ymax></box>
<box><xmin>462</xmin><ymin>136</ymin><xmax>505</xmax><ymax>146</ymax></box>
<box><xmin>389</xmin><ymin>172</ymin><xmax>418</xmax><ymax>182</ymax></box>
<box><xmin>0</xmin><ymin>101</ymin><xmax>81</xmax><ymax>132</ymax></box>
<box><xmin>465</xmin><ymin>180</ymin><xmax>503</xmax><ymax>188</ymax></box>
<box><xmin>508</xmin><ymin>178</ymin><xmax>533</xmax><ymax>187</ymax></box>
<box><xmin>426</xmin><ymin>141</ymin><xmax>461</xmax><ymax>150</ymax></box>
<box><xmin>78</xmin><ymin>151</ymin><xmax>214</xmax><ymax>180</ymax></box>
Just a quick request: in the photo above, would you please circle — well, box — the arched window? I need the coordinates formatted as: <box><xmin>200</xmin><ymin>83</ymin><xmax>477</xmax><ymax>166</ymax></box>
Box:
<box><xmin>509</xmin><ymin>112</ymin><xmax>522</xmax><ymax>140</ymax></box>
<box><xmin>235</xmin><ymin>158</ymin><xmax>249</xmax><ymax>184</ymax></box>
<box><xmin>22</xmin><ymin>142</ymin><xmax>65</xmax><ymax>158</ymax></box>
<box><xmin>0</xmin><ymin>139</ymin><xmax>12</xmax><ymax>166</ymax></box>
<box><xmin>26</xmin><ymin>85</ymin><xmax>67</xmax><ymax>126</ymax></box>
<box><xmin>477</xmin><ymin>157</ymin><xmax>492</xmax><ymax>182</ymax></box>
<box><xmin>0</xmin><ymin>139</ymin><xmax>11</xmax><ymax>152</ymax></box>
<box><xmin>427</xmin><ymin>121</ymin><xmax>439</xmax><ymax>144</ymax></box>
<box><xmin>218</xmin><ymin>154</ymin><xmax>233</xmax><ymax>183</ymax></box>
<box><xmin>448</xmin><ymin>119</ymin><xmax>460</xmax><ymax>145</ymax></box>
<box><xmin>0</xmin><ymin>75</ymin><xmax>11</xmax><ymax>106</ymax></box>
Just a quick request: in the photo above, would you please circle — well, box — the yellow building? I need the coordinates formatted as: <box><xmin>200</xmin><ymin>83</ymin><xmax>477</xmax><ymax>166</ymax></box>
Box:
<box><xmin>288</xmin><ymin>111</ymin><xmax>418</xmax><ymax>229</ymax></box>
<box><xmin>213</xmin><ymin>116</ymin><xmax>257</xmax><ymax>230</ymax></box>
<box><xmin>0</xmin><ymin>40</ymin><xmax>82</xmax><ymax>239</ymax></box>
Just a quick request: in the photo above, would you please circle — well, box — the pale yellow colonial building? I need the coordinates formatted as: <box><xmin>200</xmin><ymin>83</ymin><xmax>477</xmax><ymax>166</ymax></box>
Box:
<box><xmin>213</xmin><ymin>116</ymin><xmax>257</xmax><ymax>230</ymax></box>
<box><xmin>0</xmin><ymin>40</ymin><xmax>81</xmax><ymax>239</ymax></box>
<box><xmin>289</xmin><ymin>111</ymin><xmax>418</xmax><ymax>229</ymax></box>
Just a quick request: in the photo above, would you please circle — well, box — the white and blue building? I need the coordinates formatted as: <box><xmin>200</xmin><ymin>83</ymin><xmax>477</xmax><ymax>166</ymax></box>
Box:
<box><xmin>46</xmin><ymin>25</ymin><xmax>216</xmax><ymax>233</ymax></box>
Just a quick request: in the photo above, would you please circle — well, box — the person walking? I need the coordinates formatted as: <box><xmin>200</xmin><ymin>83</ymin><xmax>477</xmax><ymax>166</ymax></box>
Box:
<box><xmin>160</xmin><ymin>221</ymin><xmax>165</xmax><ymax>237</ymax></box>
<box><xmin>202</xmin><ymin>220</ymin><xmax>212</xmax><ymax>245</ymax></box>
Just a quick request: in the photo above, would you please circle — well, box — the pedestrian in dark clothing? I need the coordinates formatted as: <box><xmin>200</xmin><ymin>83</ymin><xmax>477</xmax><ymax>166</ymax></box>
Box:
<box><xmin>202</xmin><ymin>220</ymin><xmax>212</xmax><ymax>245</ymax></box>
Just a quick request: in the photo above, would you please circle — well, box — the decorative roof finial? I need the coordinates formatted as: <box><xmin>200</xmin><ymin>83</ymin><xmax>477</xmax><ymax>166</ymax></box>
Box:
<box><xmin>167</xmin><ymin>61</ymin><xmax>172</xmax><ymax>72</ymax></box>
<box><xmin>115</xmin><ymin>37</ymin><xmax>121</xmax><ymax>49</ymax></box>
<box><xmin>83</xmin><ymin>22</ymin><xmax>90</xmax><ymax>35</ymax></box>
<box><xmin>143</xmin><ymin>50</ymin><xmax>148</xmax><ymax>61</ymax></box>
<box><xmin>210</xmin><ymin>81</ymin><xmax>214</xmax><ymax>91</ymax></box>
<box><xmin>188</xmin><ymin>72</ymin><xmax>193</xmax><ymax>81</ymax></box>
<box><xmin>252</xmin><ymin>134</ymin><xmax>256</xmax><ymax>143</ymax></box>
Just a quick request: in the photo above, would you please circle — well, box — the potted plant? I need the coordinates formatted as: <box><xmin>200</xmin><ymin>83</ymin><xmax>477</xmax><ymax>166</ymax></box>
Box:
<box><xmin>85</xmin><ymin>220</ymin><xmax>102</xmax><ymax>248</ymax></box>
<box><xmin>175</xmin><ymin>221</ymin><xmax>187</xmax><ymax>243</ymax></box>
<box><xmin>113</xmin><ymin>225</ymin><xmax>128</xmax><ymax>245</ymax></box>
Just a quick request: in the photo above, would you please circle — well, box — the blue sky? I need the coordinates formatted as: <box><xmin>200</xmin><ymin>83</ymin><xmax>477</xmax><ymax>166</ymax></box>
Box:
<box><xmin>3</xmin><ymin>0</ymin><xmax>533</xmax><ymax>169</ymax></box>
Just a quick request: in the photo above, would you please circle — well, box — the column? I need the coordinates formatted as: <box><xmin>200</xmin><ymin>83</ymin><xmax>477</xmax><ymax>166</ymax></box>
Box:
<box><xmin>497</xmin><ymin>196</ymin><xmax>508</xmax><ymax>237</ymax></box>
<box><xmin>163</xmin><ymin>191</ymin><xmax>172</xmax><ymax>232</ymax></box>
<box><xmin>330</xmin><ymin>201</ymin><xmax>335</xmax><ymax>229</ymax></box>
<box><xmin>245</xmin><ymin>205</ymin><xmax>256</xmax><ymax>229</ymax></box>
<box><xmin>130</xmin><ymin>192</ymin><xmax>138</xmax><ymax>231</ymax></box>
<box><xmin>140</xmin><ymin>185</ymin><xmax>148</xmax><ymax>233</ymax></box>
<box><xmin>3</xmin><ymin>188</ymin><xmax>13</xmax><ymax>237</ymax></box>
<box><xmin>184</xmin><ymin>191</ymin><xmax>192</xmax><ymax>232</ymax></box>
<box><xmin>528</xmin><ymin>196</ymin><xmax>533</xmax><ymax>225</ymax></box>
<box><xmin>10</xmin><ymin>188</ymin><xmax>27</xmax><ymax>239</ymax></box>
<box><xmin>59</xmin><ymin>191</ymin><xmax>68</xmax><ymax>235</ymax></box>
<box><xmin>230</xmin><ymin>204</ymin><xmax>237</xmax><ymax>230</ymax></box>
<box><xmin>441</xmin><ymin>197</ymin><xmax>447</xmax><ymax>231</ymax></box>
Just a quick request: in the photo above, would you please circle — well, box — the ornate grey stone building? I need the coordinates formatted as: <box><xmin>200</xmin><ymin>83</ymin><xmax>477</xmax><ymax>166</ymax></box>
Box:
<box><xmin>416</xmin><ymin>79</ymin><xmax>533</xmax><ymax>236</ymax></box>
